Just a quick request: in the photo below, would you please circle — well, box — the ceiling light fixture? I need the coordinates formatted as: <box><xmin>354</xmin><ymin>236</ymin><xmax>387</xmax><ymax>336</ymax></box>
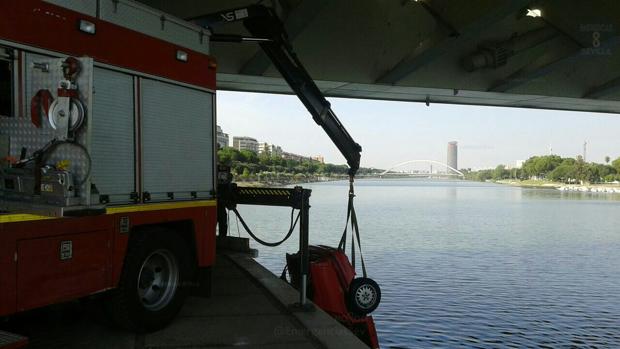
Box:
<box><xmin>78</xmin><ymin>19</ymin><xmax>96</xmax><ymax>34</ymax></box>
<box><xmin>526</xmin><ymin>8</ymin><xmax>542</xmax><ymax>18</ymax></box>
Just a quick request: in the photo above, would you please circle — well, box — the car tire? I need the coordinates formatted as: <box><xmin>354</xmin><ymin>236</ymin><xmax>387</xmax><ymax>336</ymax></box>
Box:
<box><xmin>347</xmin><ymin>277</ymin><xmax>381</xmax><ymax>316</ymax></box>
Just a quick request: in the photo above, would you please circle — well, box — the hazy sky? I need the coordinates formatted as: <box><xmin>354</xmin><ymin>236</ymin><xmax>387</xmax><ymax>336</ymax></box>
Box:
<box><xmin>217</xmin><ymin>91</ymin><xmax>620</xmax><ymax>170</ymax></box>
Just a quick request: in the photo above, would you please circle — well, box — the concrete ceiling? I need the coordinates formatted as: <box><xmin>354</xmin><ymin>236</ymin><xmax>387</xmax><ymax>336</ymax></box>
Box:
<box><xmin>138</xmin><ymin>0</ymin><xmax>620</xmax><ymax>114</ymax></box>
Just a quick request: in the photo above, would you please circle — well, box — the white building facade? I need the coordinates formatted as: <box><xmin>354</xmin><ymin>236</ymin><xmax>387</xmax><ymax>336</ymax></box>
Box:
<box><xmin>258</xmin><ymin>142</ymin><xmax>283</xmax><ymax>157</ymax></box>
<box><xmin>216</xmin><ymin>126</ymin><xmax>229</xmax><ymax>149</ymax></box>
<box><xmin>233</xmin><ymin>136</ymin><xmax>259</xmax><ymax>153</ymax></box>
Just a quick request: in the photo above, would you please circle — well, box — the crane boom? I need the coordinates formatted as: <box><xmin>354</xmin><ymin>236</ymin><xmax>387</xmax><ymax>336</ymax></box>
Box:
<box><xmin>192</xmin><ymin>5</ymin><xmax>362</xmax><ymax>176</ymax></box>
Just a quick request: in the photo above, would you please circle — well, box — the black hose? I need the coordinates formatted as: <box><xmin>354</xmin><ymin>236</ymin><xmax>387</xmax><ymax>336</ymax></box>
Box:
<box><xmin>17</xmin><ymin>139</ymin><xmax>92</xmax><ymax>186</ymax></box>
<box><xmin>231</xmin><ymin>207</ymin><xmax>300</xmax><ymax>247</ymax></box>
<box><xmin>41</xmin><ymin>140</ymin><xmax>92</xmax><ymax>186</ymax></box>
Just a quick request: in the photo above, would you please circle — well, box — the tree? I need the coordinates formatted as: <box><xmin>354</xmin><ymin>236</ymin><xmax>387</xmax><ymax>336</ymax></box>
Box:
<box><xmin>493</xmin><ymin>165</ymin><xmax>509</xmax><ymax>180</ymax></box>
<box><xmin>466</xmin><ymin>154</ymin><xmax>620</xmax><ymax>184</ymax></box>
<box><xmin>548</xmin><ymin>166</ymin><xmax>568</xmax><ymax>182</ymax></box>
<box><xmin>604</xmin><ymin>174</ymin><xmax>616</xmax><ymax>182</ymax></box>
<box><xmin>535</xmin><ymin>155</ymin><xmax>562</xmax><ymax>176</ymax></box>
<box><xmin>573</xmin><ymin>156</ymin><xmax>590</xmax><ymax>183</ymax></box>
<box><xmin>594</xmin><ymin>164</ymin><xmax>614</xmax><ymax>181</ymax></box>
<box><xmin>241</xmin><ymin>168</ymin><xmax>250</xmax><ymax>179</ymax></box>
<box><xmin>521</xmin><ymin>156</ymin><xmax>538</xmax><ymax>178</ymax></box>
<box><xmin>258</xmin><ymin>152</ymin><xmax>272</xmax><ymax>166</ymax></box>
<box><xmin>547</xmin><ymin>158</ymin><xmax>577</xmax><ymax>182</ymax></box>
<box><xmin>605</xmin><ymin>156</ymin><xmax>611</xmax><ymax>164</ymax></box>
<box><xmin>613</xmin><ymin>157</ymin><xmax>620</xmax><ymax>173</ymax></box>
<box><xmin>230</xmin><ymin>162</ymin><xmax>241</xmax><ymax>175</ymax></box>
<box><xmin>239</xmin><ymin>150</ymin><xmax>258</xmax><ymax>164</ymax></box>
<box><xmin>217</xmin><ymin>149</ymin><xmax>231</xmax><ymax>165</ymax></box>
<box><xmin>217</xmin><ymin>147</ymin><xmax>240</xmax><ymax>165</ymax></box>
<box><xmin>302</xmin><ymin>161</ymin><xmax>319</xmax><ymax>174</ymax></box>
<box><xmin>521</xmin><ymin>155</ymin><xmax>562</xmax><ymax>179</ymax></box>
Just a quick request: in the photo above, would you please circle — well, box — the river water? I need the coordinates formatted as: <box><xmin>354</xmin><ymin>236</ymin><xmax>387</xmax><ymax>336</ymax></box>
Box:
<box><xmin>230</xmin><ymin>179</ymin><xmax>620</xmax><ymax>348</ymax></box>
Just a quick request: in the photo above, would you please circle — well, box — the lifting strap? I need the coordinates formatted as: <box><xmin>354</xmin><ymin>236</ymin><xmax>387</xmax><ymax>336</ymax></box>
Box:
<box><xmin>338</xmin><ymin>177</ymin><xmax>367</xmax><ymax>278</ymax></box>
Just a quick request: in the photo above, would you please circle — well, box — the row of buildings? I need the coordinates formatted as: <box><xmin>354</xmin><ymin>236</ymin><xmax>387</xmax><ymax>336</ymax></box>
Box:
<box><xmin>217</xmin><ymin>126</ymin><xmax>324</xmax><ymax>163</ymax></box>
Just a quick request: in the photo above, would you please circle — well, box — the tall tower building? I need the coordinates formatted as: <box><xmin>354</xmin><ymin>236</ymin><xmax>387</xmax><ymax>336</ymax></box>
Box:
<box><xmin>447</xmin><ymin>141</ymin><xmax>458</xmax><ymax>170</ymax></box>
<box><xmin>583</xmin><ymin>141</ymin><xmax>587</xmax><ymax>162</ymax></box>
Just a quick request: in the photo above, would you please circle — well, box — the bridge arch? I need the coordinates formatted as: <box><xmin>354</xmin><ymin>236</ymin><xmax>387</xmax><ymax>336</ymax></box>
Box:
<box><xmin>381</xmin><ymin>160</ymin><xmax>464</xmax><ymax>177</ymax></box>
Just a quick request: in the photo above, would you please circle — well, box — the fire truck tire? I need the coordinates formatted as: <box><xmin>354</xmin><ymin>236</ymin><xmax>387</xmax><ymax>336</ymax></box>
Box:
<box><xmin>347</xmin><ymin>277</ymin><xmax>381</xmax><ymax>316</ymax></box>
<box><xmin>106</xmin><ymin>230</ymin><xmax>192</xmax><ymax>332</ymax></box>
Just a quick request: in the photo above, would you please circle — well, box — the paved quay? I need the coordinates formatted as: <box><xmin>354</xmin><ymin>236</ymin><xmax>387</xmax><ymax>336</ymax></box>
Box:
<box><xmin>2</xmin><ymin>252</ymin><xmax>368</xmax><ymax>348</ymax></box>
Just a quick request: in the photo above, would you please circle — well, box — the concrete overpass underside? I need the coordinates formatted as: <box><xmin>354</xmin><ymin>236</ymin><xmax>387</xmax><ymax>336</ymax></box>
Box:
<box><xmin>138</xmin><ymin>0</ymin><xmax>620</xmax><ymax>114</ymax></box>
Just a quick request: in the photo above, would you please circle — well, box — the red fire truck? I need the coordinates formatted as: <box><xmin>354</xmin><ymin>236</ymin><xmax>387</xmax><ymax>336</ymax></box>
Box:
<box><xmin>1</xmin><ymin>0</ymin><xmax>218</xmax><ymax>334</ymax></box>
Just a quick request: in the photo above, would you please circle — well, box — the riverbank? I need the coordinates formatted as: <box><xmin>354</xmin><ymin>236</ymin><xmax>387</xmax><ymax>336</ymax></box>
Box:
<box><xmin>494</xmin><ymin>179</ymin><xmax>620</xmax><ymax>192</ymax></box>
<box><xmin>495</xmin><ymin>179</ymin><xmax>563</xmax><ymax>189</ymax></box>
<box><xmin>233</xmin><ymin>176</ymin><xmax>347</xmax><ymax>188</ymax></box>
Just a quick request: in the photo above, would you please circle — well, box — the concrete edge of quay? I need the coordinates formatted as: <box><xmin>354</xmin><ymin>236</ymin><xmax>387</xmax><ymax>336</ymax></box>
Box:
<box><xmin>225</xmin><ymin>252</ymin><xmax>370</xmax><ymax>349</ymax></box>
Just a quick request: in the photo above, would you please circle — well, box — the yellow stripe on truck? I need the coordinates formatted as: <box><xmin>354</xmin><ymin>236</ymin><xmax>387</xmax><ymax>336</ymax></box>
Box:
<box><xmin>106</xmin><ymin>200</ymin><xmax>217</xmax><ymax>214</ymax></box>
<box><xmin>0</xmin><ymin>200</ymin><xmax>217</xmax><ymax>223</ymax></box>
<box><xmin>0</xmin><ymin>214</ymin><xmax>54</xmax><ymax>224</ymax></box>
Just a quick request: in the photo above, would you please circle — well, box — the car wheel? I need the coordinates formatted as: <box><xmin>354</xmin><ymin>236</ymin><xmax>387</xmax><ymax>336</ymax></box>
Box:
<box><xmin>347</xmin><ymin>277</ymin><xmax>381</xmax><ymax>316</ymax></box>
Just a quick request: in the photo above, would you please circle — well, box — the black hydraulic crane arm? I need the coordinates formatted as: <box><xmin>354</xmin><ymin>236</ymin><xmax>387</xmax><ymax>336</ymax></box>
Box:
<box><xmin>192</xmin><ymin>5</ymin><xmax>362</xmax><ymax>176</ymax></box>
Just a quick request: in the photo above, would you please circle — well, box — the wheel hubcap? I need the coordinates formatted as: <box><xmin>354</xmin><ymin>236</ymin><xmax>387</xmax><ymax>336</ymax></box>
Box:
<box><xmin>355</xmin><ymin>284</ymin><xmax>377</xmax><ymax>309</ymax></box>
<box><xmin>137</xmin><ymin>249</ymin><xmax>179</xmax><ymax>311</ymax></box>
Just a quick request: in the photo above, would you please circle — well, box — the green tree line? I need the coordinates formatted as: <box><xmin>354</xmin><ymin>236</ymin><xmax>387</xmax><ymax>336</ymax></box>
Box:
<box><xmin>218</xmin><ymin>147</ymin><xmax>381</xmax><ymax>181</ymax></box>
<box><xmin>464</xmin><ymin>155</ymin><xmax>620</xmax><ymax>183</ymax></box>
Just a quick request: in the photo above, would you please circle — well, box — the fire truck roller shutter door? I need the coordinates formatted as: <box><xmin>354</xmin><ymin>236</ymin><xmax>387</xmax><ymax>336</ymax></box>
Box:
<box><xmin>140</xmin><ymin>79</ymin><xmax>214</xmax><ymax>202</ymax></box>
<box><xmin>90</xmin><ymin>68</ymin><xmax>136</xmax><ymax>204</ymax></box>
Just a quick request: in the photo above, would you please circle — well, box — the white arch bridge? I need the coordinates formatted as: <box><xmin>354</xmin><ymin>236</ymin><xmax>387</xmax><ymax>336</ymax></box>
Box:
<box><xmin>380</xmin><ymin>160</ymin><xmax>464</xmax><ymax>178</ymax></box>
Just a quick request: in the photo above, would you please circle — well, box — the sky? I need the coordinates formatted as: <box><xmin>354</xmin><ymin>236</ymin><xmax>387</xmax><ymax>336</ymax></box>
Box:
<box><xmin>217</xmin><ymin>91</ymin><xmax>620</xmax><ymax>170</ymax></box>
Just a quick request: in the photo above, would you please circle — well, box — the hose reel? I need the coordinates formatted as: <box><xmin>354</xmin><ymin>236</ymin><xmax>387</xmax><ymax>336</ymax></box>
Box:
<box><xmin>48</xmin><ymin>98</ymin><xmax>85</xmax><ymax>133</ymax></box>
<box><xmin>49</xmin><ymin>57</ymin><xmax>86</xmax><ymax>140</ymax></box>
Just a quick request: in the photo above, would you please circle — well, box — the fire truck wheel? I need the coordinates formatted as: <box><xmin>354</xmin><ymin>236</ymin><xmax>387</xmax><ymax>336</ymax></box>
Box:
<box><xmin>106</xmin><ymin>230</ymin><xmax>193</xmax><ymax>332</ymax></box>
<box><xmin>347</xmin><ymin>277</ymin><xmax>381</xmax><ymax>316</ymax></box>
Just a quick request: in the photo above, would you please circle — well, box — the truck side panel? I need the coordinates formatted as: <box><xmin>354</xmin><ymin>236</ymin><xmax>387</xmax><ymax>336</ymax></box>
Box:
<box><xmin>17</xmin><ymin>229</ymin><xmax>111</xmax><ymax>311</ymax></box>
<box><xmin>0</xmin><ymin>214</ymin><xmax>113</xmax><ymax>315</ymax></box>
<box><xmin>0</xmin><ymin>202</ymin><xmax>216</xmax><ymax>317</ymax></box>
